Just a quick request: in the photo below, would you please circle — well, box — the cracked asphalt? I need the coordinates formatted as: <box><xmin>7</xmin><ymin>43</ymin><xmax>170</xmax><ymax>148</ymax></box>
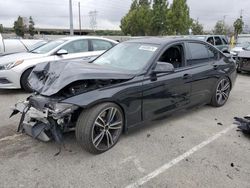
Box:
<box><xmin>0</xmin><ymin>74</ymin><xmax>250</xmax><ymax>188</ymax></box>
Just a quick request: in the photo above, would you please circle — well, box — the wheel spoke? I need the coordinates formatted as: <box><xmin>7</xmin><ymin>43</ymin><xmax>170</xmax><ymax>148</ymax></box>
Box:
<box><xmin>222</xmin><ymin>83</ymin><xmax>230</xmax><ymax>91</ymax></box>
<box><xmin>106</xmin><ymin>131</ymin><xmax>114</xmax><ymax>146</ymax></box>
<box><xmin>109</xmin><ymin>121</ymin><xmax>122</xmax><ymax>130</ymax></box>
<box><xmin>106</xmin><ymin>132</ymin><xmax>110</xmax><ymax>148</ymax></box>
<box><xmin>95</xmin><ymin>121</ymin><xmax>104</xmax><ymax>128</ymax></box>
<box><xmin>221</xmin><ymin>91</ymin><xmax>229</xmax><ymax>99</ymax></box>
<box><xmin>97</xmin><ymin>115</ymin><xmax>106</xmax><ymax>125</ymax></box>
<box><xmin>107</xmin><ymin>108</ymin><xmax>117</xmax><ymax>124</ymax></box>
<box><xmin>93</xmin><ymin>132</ymin><xmax>105</xmax><ymax>147</ymax></box>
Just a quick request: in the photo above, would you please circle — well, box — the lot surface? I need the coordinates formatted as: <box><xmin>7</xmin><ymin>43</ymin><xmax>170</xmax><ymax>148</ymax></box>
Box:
<box><xmin>0</xmin><ymin>74</ymin><xmax>250</xmax><ymax>188</ymax></box>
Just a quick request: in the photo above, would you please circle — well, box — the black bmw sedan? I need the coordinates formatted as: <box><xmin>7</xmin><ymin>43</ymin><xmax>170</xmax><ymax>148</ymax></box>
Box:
<box><xmin>13</xmin><ymin>37</ymin><xmax>237</xmax><ymax>154</ymax></box>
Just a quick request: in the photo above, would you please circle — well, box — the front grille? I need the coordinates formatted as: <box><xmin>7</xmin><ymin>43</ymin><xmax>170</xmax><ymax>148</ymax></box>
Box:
<box><xmin>0</xmin><ymin>78</ymin><xmax>11</xmax><ymax>84</ymax></box>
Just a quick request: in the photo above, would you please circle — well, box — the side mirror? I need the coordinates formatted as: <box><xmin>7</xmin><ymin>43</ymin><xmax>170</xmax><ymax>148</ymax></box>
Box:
<box><xmin>152</xmin><ymin>62</ymin><xmax>174</xmax><ymax>74</ymax></box>
<box><xmin>56</xmin><ymin>49</ymin><xmax>68</xmax><ymax>55</ymax></box>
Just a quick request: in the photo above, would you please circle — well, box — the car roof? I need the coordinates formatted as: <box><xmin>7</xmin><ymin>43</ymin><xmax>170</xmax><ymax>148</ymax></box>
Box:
<box><xmin>59</xmin><ymin>36</ymin><xmax>118</xmax><ymax>43</ymax></box>
<box><xmin>124</xmin><ymin>37</ymin><xmax>205</xmax><ymax>46</ymax></box>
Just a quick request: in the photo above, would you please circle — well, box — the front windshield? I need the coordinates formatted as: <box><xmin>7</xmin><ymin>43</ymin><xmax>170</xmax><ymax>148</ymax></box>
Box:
<box><xmin>28</xmin><ymin>41</ymin><xmax>47</xmax><ymax>51</ymax></box>
<box><xmin>93</xmin><ymin>42</ymin><xmax>159</xmax><ymax>71</ymax></box>
<box><xmin>31</xmin><ymin>40</ymin><xmax>65</xmax><ymax>54</ymax></box>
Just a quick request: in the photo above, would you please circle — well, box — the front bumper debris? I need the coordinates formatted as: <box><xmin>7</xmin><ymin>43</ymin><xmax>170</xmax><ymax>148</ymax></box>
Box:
<box><xmin>11</xmin><ymin>95</ymin><xmax>78</xmax><ymax>144</ymax></box>
<box><xmin>234</xmin><ymin>115</ymin><xmax>250</xmax><ymax>134</ymax></box>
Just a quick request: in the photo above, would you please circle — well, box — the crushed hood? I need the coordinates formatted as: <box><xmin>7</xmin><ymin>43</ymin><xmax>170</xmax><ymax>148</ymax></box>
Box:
<box><xmin>28</xmin><ymin>60</ymin><xmax>135</xmax><ymax>96</ymax></box>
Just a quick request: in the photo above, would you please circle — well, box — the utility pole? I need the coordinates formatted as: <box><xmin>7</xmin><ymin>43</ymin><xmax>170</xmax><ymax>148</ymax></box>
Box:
<box><xmin>69</xmin><ymin>0</ymin><xmax>74</xmax><ymax>35</ymax></box>
<box><xmin>78</xmin><ymin>2</ymin><xmax>81</xmax><ymax>35</ymax></box>
<box><xmin>223</xmin><ymin>15</ymin><xmax>227</xmax><ymax>25</ymax></box>
<box><xmin>240</xmin><ymin>9</ymin><xmax>244</xmax><ymax>17</ymax></box>
<box><xmin>89</xmin><ymin>10</ymin><xmax>98</xmax><ymax>32</ymax></box>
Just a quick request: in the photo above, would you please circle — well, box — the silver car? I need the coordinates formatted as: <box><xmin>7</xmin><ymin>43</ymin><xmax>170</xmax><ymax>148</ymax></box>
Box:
<box><xmin>0</xmin><ymin>36</ymin><xmax>118</xmax><ymax>91</ymax></box>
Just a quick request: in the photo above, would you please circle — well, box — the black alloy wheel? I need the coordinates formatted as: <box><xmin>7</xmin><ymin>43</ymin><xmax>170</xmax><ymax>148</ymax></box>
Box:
<box><xmin>211</xmin><ymin>77</ymin><xmax>231</xmax><ymax>107</ymax></box>
<box><xmin>76</xmin><ymin>103</ymin><xmax>124</xmax><ymax>154</ymax></box>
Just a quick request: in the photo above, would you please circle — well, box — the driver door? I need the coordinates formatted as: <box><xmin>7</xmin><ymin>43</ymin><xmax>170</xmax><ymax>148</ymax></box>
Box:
<box><xmin>142</xmin><ymin>43</ymin><xmax>192</xmax><ymax>120</ymax></box>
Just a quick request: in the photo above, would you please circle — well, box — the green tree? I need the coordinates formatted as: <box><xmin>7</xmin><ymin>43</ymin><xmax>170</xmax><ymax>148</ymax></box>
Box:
<box><xmin>120</xmin><ymin>0</ymin><xmax>151</xmax><ymax>36</ymax></box>
<box><xmin>139</xmin><ymin>0</ymin><xmax>150</xmax><ymax>6</ymax></box>
<box><xmin>213</xmin><ymin>20</ymin><xmax>226</xmax><ymax>35</ymax></box>
<box><xmin>168</xmin><ymin>0</ymin><xmax>192</xmax><ymax>35</ymax></box>
<box><xmin>234</xmin><ymin>16</ymin><xmax>244</xmax><ymax>39</ymax></box>
<box><xmin>0</xmin><ymin>24</ymin><xmax>3</xmax><ymax>33</ymax></box>
<box><xmin>191</xmin><ymin>20</ymin><xmax>204</xmax><ymax>35</ymax></box>
<box><xmin>28</xmin><ymin>16</ymin><xmax>35</xmax><ymax>37</ymax></box>
<box><xmin>150</xmin><ymin>0</ymin><xmax>169</xmax><ymax>35</ymax></box>
<box><xmin>13</xmin><ymin>16</ymin><xmax>25</xmax><ymax>37</ymax></box>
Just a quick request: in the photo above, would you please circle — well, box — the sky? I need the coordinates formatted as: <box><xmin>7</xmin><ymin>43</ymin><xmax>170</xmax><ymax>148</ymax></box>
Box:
<box><xmin>0</xmin><ymin>0</ymin><xmax>249</xmax><ymax>31</ymax></box>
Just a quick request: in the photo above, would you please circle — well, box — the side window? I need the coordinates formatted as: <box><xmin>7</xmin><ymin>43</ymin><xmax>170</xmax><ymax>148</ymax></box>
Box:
<box><xmin>158</xmin><ymin>44</ymin><xmax>184</xmax><ymax>68</ymax></box>
<box><xmin>92</xmin><ymin>39</ymin><xmax>113</xmax><ymax>51</ymax></box>
<box><xmin>206</xmin><ymin>46</ymin><xmax>219</xmax><ymax>60</ymax></box>
<box><xmin>207</xmin><ymin>37</ymin><xmax>214</xmax><ymax>45</ymax></box>
<box><xmin>222</xmin><ymin>38</ymin><xmax>228</xmax><ymax>45</ymax></box>
<box><xmin>186</xmin><ymin>42</ymin><xmax>210</xmax><ymax>65</ymax></box>
<box><xmin>62</xmin><ymin>40</ymin><xmax>88</xmax><ymax>54</ymax></box>
<box><xmin>214</xmin><ymin>37</ymin><xmax>223</xmax><ymax>45</ymax></box>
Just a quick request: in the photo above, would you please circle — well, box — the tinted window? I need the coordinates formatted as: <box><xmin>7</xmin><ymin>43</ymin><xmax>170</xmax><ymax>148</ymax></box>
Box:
<box><xmin>215</xmin><ymin>37</ymin><xmax>223</xmax><ymax>45</ymax></box>
<box><xmin>186</xmin><ymin>42</ymin><xmax>210</xmax><ymax>65</ymax></box>
<box><xmin>62</xmin><ymin>40</ymin><xmax>88</xmax><ymax>54</ymax></box>
<box><xmin>92</xmin><ymin>39</ymin><xmax>113</xmax><ymax>51</ymax></box>
<box><xmin>207</xmin><ymin>37</ymin><xmax>214</xmax><ymax>45</ymax></box>
<box><xmin>207</xmin><ymin>46</ymin><xmax>219</xmax><ymax>60</ymax></box>
<box><xmin>222</xmin><ymin>38</ymin><xmax>228</xmax><ymax>45</ymax></box>
<box><xmin>158</xmin><ymin>44</ymin><xmax>184</xmax><ymax>68</ymax></box>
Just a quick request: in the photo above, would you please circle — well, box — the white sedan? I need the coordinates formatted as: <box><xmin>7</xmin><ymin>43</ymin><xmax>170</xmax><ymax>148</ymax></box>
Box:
<box><xmin>0</xmin><ymin>36</ymin><xmax>118</xmax><ymax>91</ymax></box>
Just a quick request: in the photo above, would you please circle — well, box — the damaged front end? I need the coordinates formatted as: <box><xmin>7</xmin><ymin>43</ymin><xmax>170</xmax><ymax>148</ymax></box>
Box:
<box><xmin>12</xmin><ymin>95</ymin><xmax>79</xmax><ymax>143</ymax></box>
<box><xmin>11</xmin><ymin>60</ymin><xmax>134</xmax><ymax>145</ymax></box>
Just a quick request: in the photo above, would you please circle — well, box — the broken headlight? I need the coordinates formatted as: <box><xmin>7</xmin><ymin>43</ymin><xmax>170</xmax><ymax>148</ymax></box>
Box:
<box><xmin>1</xmin><ymin>60</ymin><xmax>24</xmax><ymax>70</ymax></box>
<box><xmin>49</xmin><ymin>103</ymin><xmax>78</xmax><ymax>118</ymax></box>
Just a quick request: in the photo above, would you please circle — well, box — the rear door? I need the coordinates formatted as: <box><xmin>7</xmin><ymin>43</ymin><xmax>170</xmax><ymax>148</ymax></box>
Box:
<box><xmin>54</xmin><ymin>39</ymin><xmax>99</xmax><ymax>62</ymax></box>
<box><xmin>89</xmin><ymin>39</ymin><xmax>115</xmax><ymax>60</ymax></box>
<box><xmin>185</xmin><ymin>41</ymin><xmax>220</xmax><ymax>106</ymax></box>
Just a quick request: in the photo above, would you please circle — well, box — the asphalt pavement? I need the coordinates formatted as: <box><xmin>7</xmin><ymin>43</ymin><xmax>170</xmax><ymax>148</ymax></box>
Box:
<box><xmin>0</xmin><ymin>74</ymin><xmax>250</xmax><ymax>188</ymax></box>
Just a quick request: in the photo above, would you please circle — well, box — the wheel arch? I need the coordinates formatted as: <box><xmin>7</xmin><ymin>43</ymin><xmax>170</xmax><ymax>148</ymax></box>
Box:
<box><xmin>19</xmin><ymin>66</ymin><xmax>34</xmax><ymax>89</ymax></box>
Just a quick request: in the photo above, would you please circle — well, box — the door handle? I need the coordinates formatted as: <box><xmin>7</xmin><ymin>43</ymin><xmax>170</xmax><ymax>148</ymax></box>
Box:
<box><xmin>82</xmin><ymin>56</ymin><xmax>92</xmax><ymax>60</ymax></box>
<box><xmin>183</xmin><ymin>74</ymin><xmax>192</xmax><ymax>79</ymax></box>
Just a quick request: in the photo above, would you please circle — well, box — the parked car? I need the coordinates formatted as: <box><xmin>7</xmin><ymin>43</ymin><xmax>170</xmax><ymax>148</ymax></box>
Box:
<box><xmin>0</xmin><ymin>34</ymin><xmax>45</xmax><ymax>55</ymax></box>
<box><xmin>230</xmin><ymin>41</ymin><xmax>250</xmax><ymax>56</ymax></box>
<box><xmin>12</xmin><ymin>37</ymin><xmax>237</xmax><ymax>154</ymax></box>
<box><xmin>236</xmin><ymin>46</ymin><xmax>250</xmax><ymax>73</ymax></box>
<box><xmin>0</xmin><ymin>36</ymin><xmax>118</xmax><ymax>91</ymax></box>
<box><xmin>191</xmin><ymin>35</ymin><xmax>229</xmax><ymax>53</ymax></box>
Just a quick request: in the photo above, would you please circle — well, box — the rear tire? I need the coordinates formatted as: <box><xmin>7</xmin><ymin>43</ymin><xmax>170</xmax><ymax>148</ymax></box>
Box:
<box><xmin>20</xmin><ymin>68</ymin><xmax>33</xmax><ymax>93</ymax></box>
<box><xmin>75</xmin><ymin>103</ymin><xmax>124</xmax><ymax>154</ymax></box>
<box><xmin>211</xmin><ymin>77</ymin><xmax>231</xmax><ymax>107</ymax></box>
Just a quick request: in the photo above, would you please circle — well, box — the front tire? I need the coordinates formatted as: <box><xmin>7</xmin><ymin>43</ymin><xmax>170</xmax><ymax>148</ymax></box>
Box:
<box><xmin>20</xmin><ymin>68</ymin><xmax>33</xmax><ymax>92</ymax></box>
<box><xmin>211</xmin><ymin>77</ymin><xmax>231</xmax><ymax>107</ymax></box>
<box><xmin>75</xmin><ymin>103</ymin><xmax>124</xmax><ymax>154</ymax></box>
